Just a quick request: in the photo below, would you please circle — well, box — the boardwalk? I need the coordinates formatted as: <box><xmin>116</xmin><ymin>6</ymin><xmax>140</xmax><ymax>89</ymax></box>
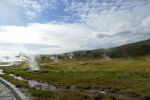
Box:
<box><xmin>0</xmin><ymin>82</ymin><xmax>16</xmax><ymax>100</ymax></box>
<box><xmin>0</xmin><ymin>77</ymin><xmax>27</xmax><ymax>100</ymax></box>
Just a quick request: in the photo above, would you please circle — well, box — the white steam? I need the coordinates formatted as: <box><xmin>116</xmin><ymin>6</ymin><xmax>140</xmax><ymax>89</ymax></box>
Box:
<box><xmin>50</xmin><ymin>56</ymin><xmax>59</xmax><ymax>63</ymax></box>
<box><xmin>28</xmin><ymin>56</ymin><xmax>40</xmax><ymax>71</ymax></box>
<box><xmin>0</xmin><ymin>54</ymin><xmax>27</xmax><ymax>66</ymax></box>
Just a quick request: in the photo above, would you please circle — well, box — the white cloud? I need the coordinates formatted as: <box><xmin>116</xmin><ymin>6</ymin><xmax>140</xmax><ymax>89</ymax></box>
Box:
<box><xmin>0</xmin><ymin>0</ymin><xmax>150</xmax><ymax>55</ymax></box>
<box><xmin>0</xmin><ymin>18</ymin><xmax>150</xmax><ymax>55</ymax></box>
<box><xmin>142</xmin><ymin>16</ymin><xmax>150</xmax><ymax>27</ymax></box>
<box><xmin>0</xmin><ymin>23</ymin><xmax>95</xmax><ymax>54</ymax></box>
<box><xmin>64</xmin><ymin>0</ymin><xmax>150</xmax><ymax>33</ymax></box>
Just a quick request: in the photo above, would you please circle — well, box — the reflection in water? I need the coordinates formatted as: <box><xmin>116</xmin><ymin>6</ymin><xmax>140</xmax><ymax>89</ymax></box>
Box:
<box><xmin>9</xmin><ymin>74</ymin><xmax>24</xmax><ymax>80</ymax></box>
<box><xmin>28</xmin><ymin>80</ymin><xmax>67</xmax><ymax>91</ymax></box>
<box><xmin>0</xmin><ymin>69</ymin><xmax>5</xmax><ymax>74</ymax></box>
<box><xmin>0</xmin><ymin>64</ymin><xmax>13</xmax><ymax>67</ymax></box>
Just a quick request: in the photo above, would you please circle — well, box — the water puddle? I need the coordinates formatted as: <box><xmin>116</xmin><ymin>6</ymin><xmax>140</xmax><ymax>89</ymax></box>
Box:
<box><xmin>9</xmin><ymin>74</ymin><xmax>24</xmax><ymax>81</ymax></box>
<box><xmin>0</xmin><ymin>69</ymin><xmax>5</xmax><ymax>74</ymax></box>
<box><xmin>8</xmin><ymin>74</ymin><xmax>67</xmax><ymax>91</ymax></box>
<box><xmin>0</xmin><ymin>64</ymin><xmax>13</xmax><ymax>67</ymax></box>
<box><xmin>8</xmin><ymin>74</ymin><xmax>143</xmax><ymax>100</ymax></box>
<box><xmin>28</xmin><ymin>80</ymin><xmax>67</xmax><ymax>91</ymax></box>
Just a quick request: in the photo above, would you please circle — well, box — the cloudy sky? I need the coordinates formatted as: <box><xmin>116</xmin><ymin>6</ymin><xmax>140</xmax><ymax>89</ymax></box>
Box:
<box><xmin>0</xmin><ymin>0</ymin><xmax>150</xmax><ymax>55</ymax></box>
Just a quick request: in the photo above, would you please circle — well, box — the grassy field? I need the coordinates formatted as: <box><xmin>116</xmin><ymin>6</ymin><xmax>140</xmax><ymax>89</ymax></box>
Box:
<box><xmin>0</xmin><ymin>57</ymin><xmax>150</xmax><ymax>99</ymax></box>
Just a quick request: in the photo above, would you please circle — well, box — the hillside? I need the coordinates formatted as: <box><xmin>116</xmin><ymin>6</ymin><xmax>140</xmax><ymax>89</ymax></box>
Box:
<box><xmin>38</xmin><ymin>39</ymin><xmax>150</xmax><ymax>60</ymax></box>
<box><xmin>63</xmin><ymin>39</ymin><xmax>150</xmax><ymax>59</ymax></box>
<box><xmin>107</xmin><ymin>39</ymin><xmax>150</xmax><ymax>58</ymax></box>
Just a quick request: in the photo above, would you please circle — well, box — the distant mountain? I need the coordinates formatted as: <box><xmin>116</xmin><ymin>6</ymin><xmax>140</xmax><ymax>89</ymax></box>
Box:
<box><xmin>107</xmin><ymin>39</ymin><xmax>150</xmax><ymax>58</ymax></box>
<box><xmin>62</xmin><ymin>39</ymin><xmax>150</xmax><ymax>59</ymax></box>
<box><xmin>38</xmin><ymin>39</ymin><xmax>150</xmax><ymax>60</ymax></box>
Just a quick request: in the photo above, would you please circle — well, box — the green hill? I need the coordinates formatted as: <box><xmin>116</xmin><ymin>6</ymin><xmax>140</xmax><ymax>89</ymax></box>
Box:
<box><xmin>64</xmin><ymin>39</ymin><xmax>150</xmax><ymax>59</ymax></box>
<box><xmin>107</xmin><ymin>39</ymin><xmax>150</xmax><ymax>58</ymax></box>
<box><xmin>38</xmin><ymin>39</ymin><xmax>150</xmax><ymax>60</ymax></box>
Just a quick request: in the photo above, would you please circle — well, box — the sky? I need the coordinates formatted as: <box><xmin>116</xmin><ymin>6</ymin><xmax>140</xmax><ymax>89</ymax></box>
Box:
<box><xmin>0</xmin><ymin>0</ymin><xmax>150</xmax><ymax>55</ymax></box>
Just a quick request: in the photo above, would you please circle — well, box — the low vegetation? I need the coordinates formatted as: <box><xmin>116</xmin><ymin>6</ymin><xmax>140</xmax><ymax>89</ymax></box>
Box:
<box><xmin>0</xmin><ymin>57</ymin><xmax>150</xmax><ymax>100</ymax></box>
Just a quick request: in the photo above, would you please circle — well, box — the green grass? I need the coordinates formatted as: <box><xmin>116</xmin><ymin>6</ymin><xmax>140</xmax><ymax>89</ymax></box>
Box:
<box><xmin>0</xmin><ymin>74</ymin><xmax>89</xmax><ymax>100</ymax></box>
<box><xmin>1</xmin><ymin>58</ymin><xmax>150</xmax><ymax>99</ymax></box>
<box><xmin>0</xmin><ymin>74</ymin><xmax>29</xmax><ymax>88</ymax></box>
<box><xmin>29</xmin><ymin>88</ymin><xmax>89</xmax><ymax>100</ymax></box>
